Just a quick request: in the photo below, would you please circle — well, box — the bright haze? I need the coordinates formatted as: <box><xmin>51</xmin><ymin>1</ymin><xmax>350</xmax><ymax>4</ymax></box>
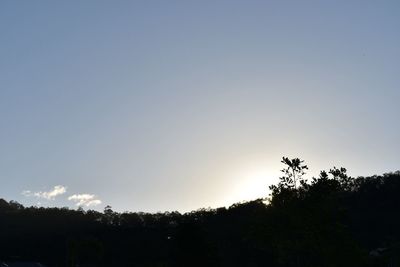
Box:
<box><xmin>1</xmin><ymin>1</ymin><xmax>399</xmax><ymax>212</ymax></box>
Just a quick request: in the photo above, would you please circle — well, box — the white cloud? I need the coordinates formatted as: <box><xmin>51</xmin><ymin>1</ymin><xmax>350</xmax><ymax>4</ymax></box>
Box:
<box><xmin>22</xmin><ymin>185</ymin><xmax>67</xmax><ymax>200</ymax></box>
<box><xmin>22</xmin><ymin>190</ymin><xmax>32</xmax><ymax>197</ymax></box>
<box><xmin>68</xmin><ymin>194</ymin><xmax>102</xmax><ymax>207</ymax></box>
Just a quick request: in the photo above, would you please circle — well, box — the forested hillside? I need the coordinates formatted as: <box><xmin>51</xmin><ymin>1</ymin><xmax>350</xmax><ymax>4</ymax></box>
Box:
<box><xmin>0</xmin><ymin>158</ymin><xmax>399</xmax><ymax>267</ymax></box>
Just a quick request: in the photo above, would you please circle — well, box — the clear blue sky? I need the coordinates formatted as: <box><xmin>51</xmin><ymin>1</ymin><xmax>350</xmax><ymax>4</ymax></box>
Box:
<box><xmin>1</xmin><ymin>1</ymin><xmax>399</xmax><ymax>212</ymax></box>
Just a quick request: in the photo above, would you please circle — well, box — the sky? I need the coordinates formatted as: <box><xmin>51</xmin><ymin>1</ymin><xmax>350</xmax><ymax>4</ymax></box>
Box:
<box><xmin>0</xmin><ymin>1</ymin><xmax>399</xmax><ymax>213</ymax></box>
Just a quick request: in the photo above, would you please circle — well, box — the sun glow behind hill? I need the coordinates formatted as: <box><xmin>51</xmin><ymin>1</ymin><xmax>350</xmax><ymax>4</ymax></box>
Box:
<box><xmin>221</xmin><ymin>158</ymin><xmax>281</xmax><ymax>206</ymax></box>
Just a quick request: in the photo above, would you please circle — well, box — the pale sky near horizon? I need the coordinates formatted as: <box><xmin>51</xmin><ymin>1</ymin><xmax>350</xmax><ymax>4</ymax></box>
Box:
<box><xmin>1</xmin><ymin>1</ymin><xmax>399</xmax><ymax>212</ymax></box>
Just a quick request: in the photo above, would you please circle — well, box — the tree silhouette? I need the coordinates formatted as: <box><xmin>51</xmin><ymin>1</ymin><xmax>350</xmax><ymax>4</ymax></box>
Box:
<box><xmin>280</xmin><ymin>157</ymin><xmax>308</xmax><ymax>189</ymax></box>
<box><xmin>269</xmin><ymin>157</ymin><xmax>308</xmax><ymax>198</ymax></box>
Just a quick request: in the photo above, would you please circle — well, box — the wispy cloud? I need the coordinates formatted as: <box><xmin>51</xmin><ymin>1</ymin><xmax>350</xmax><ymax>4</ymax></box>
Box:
<box><xmin>68</xmin><ymin>194</ymin><xmax>102</xmax><ymax>207</ymax></box>
<box><xmin>22</xmin><ymin>185</ymin><xmax>67</xmax><ymax>200</ymax></box>
<box><xmin>22</xmin><ymin>190</ymin><xmax>33</xmax><ymax>197</ymax></box>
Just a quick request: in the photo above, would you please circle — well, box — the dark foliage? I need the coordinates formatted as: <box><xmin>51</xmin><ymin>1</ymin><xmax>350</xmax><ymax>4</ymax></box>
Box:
<box><xmin>0</xmin><ymin>158</ymin><xmax>399</xmax><ymax>266</ymax></box>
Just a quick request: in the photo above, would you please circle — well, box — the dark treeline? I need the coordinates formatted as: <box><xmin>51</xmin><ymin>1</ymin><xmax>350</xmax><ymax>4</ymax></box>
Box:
<box><xmin>0</xmin><ymin>158</ymin><xmax>399</xmax><ymax>267</ymax></box>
